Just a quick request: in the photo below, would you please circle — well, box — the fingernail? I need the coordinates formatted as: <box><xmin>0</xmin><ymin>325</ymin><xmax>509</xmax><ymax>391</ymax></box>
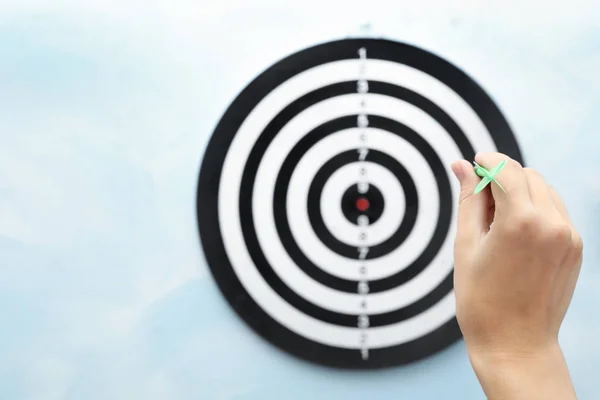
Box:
<box><xmin>451</xmin><ymin>161</ymin><xmax>465</xmax><ymax>182</ymax></box>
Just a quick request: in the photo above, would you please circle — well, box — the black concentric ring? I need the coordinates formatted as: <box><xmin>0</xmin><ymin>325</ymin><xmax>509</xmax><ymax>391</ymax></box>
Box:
<box><xmin>307</xmin><ymin>150</ymin><xmax>418</xmax><ymax>259</ymax></box>
<box><xmin>244</xmin><ymin>114</ymin><xmax>452</xmax><ymax>324</ymax></box>
<box><xmin>340</xmin><ymin>183</ymin><xmax>384</xmax><ymax>225</ymax></box>
<box><xmin>273</xmin><ymin>114</ymin><xmax>452</xmax><ymax>293</ymax></box>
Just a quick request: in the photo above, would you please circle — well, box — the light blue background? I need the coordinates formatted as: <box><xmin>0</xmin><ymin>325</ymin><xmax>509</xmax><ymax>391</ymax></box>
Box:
<box><xmin>1</xmin><ymin>1</ymin><xmax>599</xmax><ymax>399</ymax></box>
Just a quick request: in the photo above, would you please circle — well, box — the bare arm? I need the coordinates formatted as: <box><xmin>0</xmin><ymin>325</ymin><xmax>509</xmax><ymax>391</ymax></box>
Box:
<box><xmin>451</xmin><ymin>152</ymin><xmax>582</xmax><ymax>400</ymax></box>
<box><xmin>470</xmin><ymin>345</ymin><xmax>577</xmax><ymax>399</ymax></box>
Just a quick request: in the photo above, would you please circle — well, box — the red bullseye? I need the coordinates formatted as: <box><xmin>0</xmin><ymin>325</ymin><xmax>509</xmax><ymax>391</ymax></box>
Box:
<box><xmin>356</xmin><ymin>197</ymin><xmax>370</xmax><ymax>212</ymax></box>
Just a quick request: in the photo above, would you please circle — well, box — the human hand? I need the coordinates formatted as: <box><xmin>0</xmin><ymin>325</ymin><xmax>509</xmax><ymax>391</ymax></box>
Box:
<box><xmin>451</xmin><ymin>152</ymin><xmax>582</xmax><ymax>399</ymax></box>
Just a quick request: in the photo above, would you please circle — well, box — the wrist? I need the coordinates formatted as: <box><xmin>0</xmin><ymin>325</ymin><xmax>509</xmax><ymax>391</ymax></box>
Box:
<box><xmin>468</xmin><ymin>340</ymin><xmax>562</xmax><ymax>372</ymax></box>
<box><xmin>468</xmin><ymin>342</ymin><xmax>577</xmax><ymax>399</ymax></box>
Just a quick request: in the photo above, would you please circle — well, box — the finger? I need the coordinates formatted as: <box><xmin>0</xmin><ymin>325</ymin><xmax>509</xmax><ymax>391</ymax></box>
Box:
<box><xmin>548</xmin><ymin>186</ymin><xmax>574</xmax><ymax>226</ymax></box>
<box><xmin>552</xmin><ymin>238</ymin><xmax>583</xmax><ymax>321</ymax></box>
<box><xmin>522</xmin><ymin>168</ymin><xmax>558</xmax><ymax>217</ymax></box>
<box><xmin>549</xmin><ymin>185</ymin><xmax>583</xmax><ymax>259</ymax></box>
<box><xmin>552</xmin><ymin>252</ymin><xmax>582</xmax><ymax>326</ymax></box>
<box><xmin>562</xmin><ymin>253</ymin><xmax>583</xmax><ymax>304</ymax></box>
<box><xmin>474</xmin><ymin>152</ymin><xmax>532</xmax><ymax>213</ymax></box>
<box><xmin>548</xmin><ymin>185</ymin><xmax>583</xmax><ymax>306</ymax></box>
<box><xmin>451</xmin><ymin>159</ymin><xmax>491</xmax><ymax>249</ymax></box>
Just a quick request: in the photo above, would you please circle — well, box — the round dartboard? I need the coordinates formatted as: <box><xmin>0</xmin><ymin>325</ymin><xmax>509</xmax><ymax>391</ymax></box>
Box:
<box><xmin>196</xmin><ymin>38</ymin><xmax>523</xmax><ymax>369</ymax></box>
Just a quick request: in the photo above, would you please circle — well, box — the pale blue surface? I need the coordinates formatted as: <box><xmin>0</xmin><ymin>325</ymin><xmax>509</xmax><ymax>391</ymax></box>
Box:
<box><xmin>1</xmin><ymin>1</ymin><xmax>599</xmax><ymax>399</ymax></box>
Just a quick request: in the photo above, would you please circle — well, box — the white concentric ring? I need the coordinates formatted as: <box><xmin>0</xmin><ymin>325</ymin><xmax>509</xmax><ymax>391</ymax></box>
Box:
<box><xmin>218</xmin><ymin>58</ymin><xmax>498</xmax><ymax>348</ymax></box>
<box><xmin>252</xmin><ymin>130</ymin><xmax>444</xmax><ymax>315</ymax></box>
<box><xmin>249</xmin><ymin>97</ymin><xmax>453</xmax><ymax>314</ymax></box>
<box><xmin>283</xmin><ymin>126</ymin><xmax>437</xmax><ymax>281</ymax></box>
<box><xmin>320</xmin><ymin>162</ymin><xmax>405</xmax><ymax>247</ymax></box>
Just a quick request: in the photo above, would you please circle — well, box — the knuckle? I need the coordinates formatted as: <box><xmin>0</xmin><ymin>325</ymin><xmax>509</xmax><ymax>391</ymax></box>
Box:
<box><xmin>545</xmin><ymin>222</ymin><xmax>572</xmax><ymax>245</ymax></box>
<box><xmin>523</xmin><ymin>167</ymin><xmax>541</xmax><ymax>177</ymax></box>
<box><xmin>508</xmin><ymin>210</ymin><xmax>540</xmax><ymax>234</ymax></box>
<box><xmin>571</xmin><ymin>232</ymin><xmax>584</xmax><ymax>254</ymax></box>
<box><xmin>508</xmin><ymin>158</ymin><xmax>523</xmax><ymax>170</ymax></box>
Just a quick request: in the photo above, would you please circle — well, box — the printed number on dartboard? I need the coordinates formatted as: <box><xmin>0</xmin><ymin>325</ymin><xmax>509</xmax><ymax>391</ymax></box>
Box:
<box><xmin>357</xmin><ymin>46</ymin><xmax>370</xmax><ymax>360</ymax></box>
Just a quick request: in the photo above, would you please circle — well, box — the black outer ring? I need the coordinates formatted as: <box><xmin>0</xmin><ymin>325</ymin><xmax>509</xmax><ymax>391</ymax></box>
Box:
<box><xmin>196</xmin><ymin>38</ymin><xmax>525</xmax><ymax>369</ymax></box>
<box><xmin>307</xmin><ymin>149</ymin><xmax>418</xmax><ymax>259</ymax></box>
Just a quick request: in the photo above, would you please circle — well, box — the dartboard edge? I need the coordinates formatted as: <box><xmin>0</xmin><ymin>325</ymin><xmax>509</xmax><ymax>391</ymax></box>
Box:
<box><xmin>196</xmin><ymin>37</ymin><xmax>524</xmax><ymax>369</ymax></box>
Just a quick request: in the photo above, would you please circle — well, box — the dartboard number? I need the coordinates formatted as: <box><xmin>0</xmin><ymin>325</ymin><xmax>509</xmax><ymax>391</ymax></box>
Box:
<box><xmin>357</xmin><ymin>46</ymin><xmax>370</xmax><ymax>361</ymax></box>
<box><xmin>358</xmin><ymin>148</ymin><xmax>369</xmax><ymax>161</ymax></box>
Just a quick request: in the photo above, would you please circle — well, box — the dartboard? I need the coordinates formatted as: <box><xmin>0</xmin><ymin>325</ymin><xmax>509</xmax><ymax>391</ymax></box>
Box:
<box><xmin>196</xmin><ymin>38</ymin><xmax>523</xmax><ymax>369</ymax></box>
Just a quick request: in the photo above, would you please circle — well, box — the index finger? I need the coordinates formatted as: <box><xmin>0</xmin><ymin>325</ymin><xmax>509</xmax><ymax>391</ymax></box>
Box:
<box><xmin>474</xmin><ymin>152</ymin><xmax>532</xmax><ymax>213</ymax></box>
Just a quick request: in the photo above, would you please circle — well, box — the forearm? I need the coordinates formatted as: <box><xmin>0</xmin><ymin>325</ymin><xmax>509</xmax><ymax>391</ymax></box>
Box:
<box><xmin>468</xmin><ymin>344</ymin><xmax>577</xmax><ymax>400</ymax></box>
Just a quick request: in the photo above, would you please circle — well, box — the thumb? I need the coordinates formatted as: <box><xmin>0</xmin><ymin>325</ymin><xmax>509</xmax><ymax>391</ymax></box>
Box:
<box><xmin>451</xmin><ymin>160</ymin><xmax>489</xmax><ymax>249</ymax></box>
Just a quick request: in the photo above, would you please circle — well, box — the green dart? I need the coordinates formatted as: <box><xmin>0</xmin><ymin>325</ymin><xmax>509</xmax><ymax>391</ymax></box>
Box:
<box><xmin>473</xmin><ymin>160</ymin><xmax>507</xmax><ymax>194</ymax></box>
